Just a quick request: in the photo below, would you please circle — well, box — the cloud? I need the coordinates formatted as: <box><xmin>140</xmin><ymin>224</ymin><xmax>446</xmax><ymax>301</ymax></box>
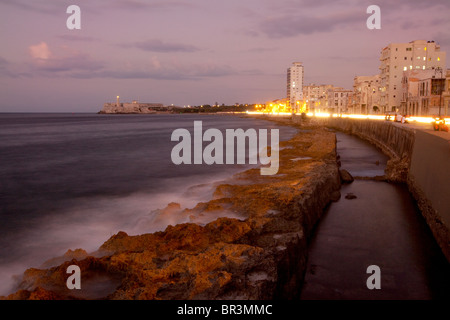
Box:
<box><xmin>258</xmin><ymin>10</ymin><xmax>363</xmax><ymax>38</ymax></box>
<box><xmin>28</xmin><ymin>42</ymin><xmax>104</xmax><ymax>74</ymax></box>
<box><xmin>22</xmin><ymin>43</ymin><xmax>232</xmax><ymax>80</ymax></box>
<box><xmin>0</xmin><ymin>0</ymin><xmax>61</xmax><ymax>14</ymax></box>
<box><xmin>110</xmin><ymin>0</ymin><xmax>194</xmax><ymax>10</ymax></box>
<box><xmin>75</xmin><ymin>62</ymin><xmax>235</xmax><ymax>80</ymax></box>
<box><xmin>132</xmin><ymin>39</ymin><xmax>200</xmax><ymax>53</ymax></box>
<box><xmin>56</xmin><ymin>35</ymin><xmax>99</xmax><ymax>42</ymax></box>
<box><xmin>29</xmin><ymin>42</ymin><xmax>52</xmax><ymax>60</ymax></box>
<box><xmin>247</xmin><ymin>47</ymin><xmax>277</xmax><ymax>53</ymax></box>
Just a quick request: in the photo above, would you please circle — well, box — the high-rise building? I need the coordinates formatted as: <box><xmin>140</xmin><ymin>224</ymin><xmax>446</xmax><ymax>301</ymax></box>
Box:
<box><xmin>379</xmin><ymin>40</ymin><xmax>446</xmax><ymax>112</ymax></box>
<box><xmin>287</xmin><ymin>62</ymin><xmax>304</xmax><ymax>112</ymax></box>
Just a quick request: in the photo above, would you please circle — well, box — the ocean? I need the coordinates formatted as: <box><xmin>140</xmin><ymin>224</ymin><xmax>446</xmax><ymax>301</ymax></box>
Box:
<box><xmin>0</xmin><ymin>113</ymin><xmax>297</xmax><ymax>295</ymax></box>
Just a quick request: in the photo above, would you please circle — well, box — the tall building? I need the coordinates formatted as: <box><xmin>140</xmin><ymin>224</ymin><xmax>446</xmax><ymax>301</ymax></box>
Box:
<box><xmin>379</xmin><ymin>40</ymin><xmax>446</xmax><ymax>112</ymax></box>
<box><xmin>287</xmin><ymin>62</ymin><xmax>304</xmax><ymax>112</ymax></box>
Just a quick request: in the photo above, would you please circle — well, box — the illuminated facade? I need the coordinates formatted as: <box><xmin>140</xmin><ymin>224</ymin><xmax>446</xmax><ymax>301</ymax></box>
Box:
<box><xmin>379</xmin><ymin>40</ymin><xmax>446</xmax><ymax>113</ymax></box>
<box><xmin>287</xmin><ymin>62</ymin><xmax>304</xmax><ymax>112</ymax></box>
<box><xmin>303</xmin><ymin>84</ymin><xmax>333</xmax><ymax>113</ymax></box>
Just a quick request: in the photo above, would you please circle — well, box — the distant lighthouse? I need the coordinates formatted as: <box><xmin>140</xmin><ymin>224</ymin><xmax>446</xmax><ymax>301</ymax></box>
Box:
<box><xmin>116</xmin><ymin>96</ymin><xmax>120</xmax><ymax>107</ymax></box>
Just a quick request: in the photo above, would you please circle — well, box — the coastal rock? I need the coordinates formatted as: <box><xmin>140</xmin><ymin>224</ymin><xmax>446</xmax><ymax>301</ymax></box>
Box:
<box><xmin>330</xmin><ymin>191</ymin><xmax>341</xmax><ymax>202</ymax></box>
<box><xmin>339</xmin><ymin>169</ymin><xmax>354</xmax><ymax>183</ymax></box>
<box><xmin>345</xmin><ymin>193</ymin><xmax>357</xmax><ymax>200</ymax></box>
<box><xmin>4</xmin><ymin>123</ymin><xmax>341</xmax><ymax>300</ymax></box>
<box><xmin>40</xmin><ymin>248</ymin><xmax>89</xmax><ymax>269</ymax></box>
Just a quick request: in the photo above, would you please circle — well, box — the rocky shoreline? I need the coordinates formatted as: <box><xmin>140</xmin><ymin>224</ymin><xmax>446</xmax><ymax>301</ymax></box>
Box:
<box><xmin>2</xmin><ymin>117</ymin><xmax>341</xmax><ymax>300</ymax></box>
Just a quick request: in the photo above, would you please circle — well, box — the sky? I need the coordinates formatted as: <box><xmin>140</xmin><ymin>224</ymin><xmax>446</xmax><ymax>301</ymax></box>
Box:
<box><xmin>0</xmin><ymin>0</ymin><xmax>449</xmax><ymax>112</ymax></box>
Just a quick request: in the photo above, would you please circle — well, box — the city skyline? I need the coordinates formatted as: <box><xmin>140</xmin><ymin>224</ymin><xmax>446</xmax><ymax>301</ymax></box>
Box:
<box><xmin>1</xmin><ymin>0</ymin><xmax>449</xmax><ymax>112</ymax></box>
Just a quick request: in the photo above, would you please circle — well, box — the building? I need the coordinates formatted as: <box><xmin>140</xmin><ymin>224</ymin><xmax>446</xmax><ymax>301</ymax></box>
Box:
<box><xmin>401</xmin><ymin>68</ymin><xmax>447</xmax><ymax>116</ymax></box>
<box><xmin>287</xmin><ymin>62</ymin><xmax>304</xmax><ymax>112</ymax></box>
<box><xmin>264</xmin><ymin>98</ymin><xmax>290</xmax><ymax>113</ymax></box>
<box><xmin>442</xmin><ymin>69</ymin><xmax>450</xmax><ymax>117</ymax></box>
<box><xmin>100</xmin><ymin>98</ymin><xmax>166</xmax><ymax>114</ymax></box>
<box><xmin>379</xmin><ymin>40</ymin><xmax>446</xmax><ymax>113</ymax></box>
<box><xmin>303</xmin><ymin>84</ymin><xmax>333</xmax><ymax>113</ymax></box>
<box><xmin>327</xmin><ymin>87</ymin><xmax>353</xmax><ymax>114</ymax></box>
<box><xmin>353</xmin><ymin>75</ymin><xmax>381</xmax><ymax>114</ymax></box>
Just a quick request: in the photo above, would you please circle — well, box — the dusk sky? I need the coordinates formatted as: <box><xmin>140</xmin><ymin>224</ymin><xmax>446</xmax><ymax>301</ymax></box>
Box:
<box><xmin>1</xmin><ymin>0</ymin><xmax>449</xmax><ymax>112</ymax></box>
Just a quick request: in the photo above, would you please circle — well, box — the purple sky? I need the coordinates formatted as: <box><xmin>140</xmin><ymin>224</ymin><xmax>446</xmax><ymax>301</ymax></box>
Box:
<box><xmin>1</xmin><ymin>0</ymin><xmax>449</xmax><ymax>112</ymax></box>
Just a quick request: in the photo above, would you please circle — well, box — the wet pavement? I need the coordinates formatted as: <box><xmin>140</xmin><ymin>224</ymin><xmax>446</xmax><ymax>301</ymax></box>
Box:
<box><xmin>300</xmin><ymin>132</ymin><xmax>450</xmax><ymax>300</ymax></box>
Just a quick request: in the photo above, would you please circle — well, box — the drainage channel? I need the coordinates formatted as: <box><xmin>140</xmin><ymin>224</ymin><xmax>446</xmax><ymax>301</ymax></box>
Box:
<box><xmin>300</xmin><ymin>131</ymin><xmax>450</xmax><ymax>300</ymax></box>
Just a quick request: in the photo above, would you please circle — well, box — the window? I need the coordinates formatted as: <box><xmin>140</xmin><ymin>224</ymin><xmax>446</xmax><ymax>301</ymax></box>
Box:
<box><xmin>404</xmin><ymin>57</ymin><xmax>407</xmax><ymax>60</ymax></box>
<box><xmin>406</xmin><ymin>48</ymin><xmax>412</xmax><ymax>51</ymax></box>
<box><xmin>403</xmin><ymin>66</ymin><xmax>407</xmax><ymax>71</ymax></box>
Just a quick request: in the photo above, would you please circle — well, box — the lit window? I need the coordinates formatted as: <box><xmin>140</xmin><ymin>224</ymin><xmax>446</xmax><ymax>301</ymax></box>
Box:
<box><xmin>417</xmin><ymin>56</ymin><xmax>421</xmax><ymax>59</ymax></box>
<box><xmin>437</xmin><ymin>57</ymin><xmax>441</xmax><ymax>61</ymax></box>
<box><xmin>403</xmin><ymin>66</ymin><xmax>407</xmax><ymax>71</ymax></box>
<box><xmin>424</xmin><ymin>47</ymin><xmax>427</xmax><ymax>51</ymax></box>
<box><xmin>410</xmin><ymin>65</ymin><xmax>412</xmax><ymax>69</ymax></box>
<box><xmin>423</xmin><ymin>66</ymin><xmax>425</xmax><ymax>70</ymax></box>
<box><xmin>423</xmin><ymin>57</ymin><xmax>426</xmax><ymax>61</ymax></box>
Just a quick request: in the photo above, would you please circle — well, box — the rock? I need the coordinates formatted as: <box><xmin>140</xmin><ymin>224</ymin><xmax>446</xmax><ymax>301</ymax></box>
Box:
<box><xmin>339</xmin><ymin>169</ymin><xmax>354</xmax><ymax>183</ymax></box>
<box><xmin>345</xmin><ymin>193</ymin><xmax>357</xmax><ymax>200</ymax></box>
<box><xmin>330</xmin><ymin>191</ymin><xmax>341</xmax><ymax>202</ymax></box>
<box><xmin>385</xmin><ymin>156</ymin><xmax>409</xmax><ymax>183</ymax></box>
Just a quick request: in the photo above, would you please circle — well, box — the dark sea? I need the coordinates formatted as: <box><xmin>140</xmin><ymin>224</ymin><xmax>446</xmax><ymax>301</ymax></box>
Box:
<box><xmin>0</xmin><ymin>113</ymin><xmax>297</xmax><ymax>295</ymax></box>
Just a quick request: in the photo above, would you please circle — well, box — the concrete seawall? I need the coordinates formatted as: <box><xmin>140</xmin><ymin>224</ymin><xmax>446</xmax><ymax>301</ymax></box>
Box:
<box><xmin>313</xmin><ymin>117</ymin><xmax>450</xmax><ymax>262</ymax></box>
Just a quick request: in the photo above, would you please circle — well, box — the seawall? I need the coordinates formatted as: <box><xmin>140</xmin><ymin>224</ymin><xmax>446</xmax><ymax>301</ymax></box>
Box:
<box><xmin>312</xmin><ymin>117</ymin><xmax>450</xmax><ymax>262</ymax></box>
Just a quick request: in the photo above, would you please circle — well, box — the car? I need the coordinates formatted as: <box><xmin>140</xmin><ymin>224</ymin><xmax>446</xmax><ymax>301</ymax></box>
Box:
<box><xmin>394</xmin><ymin>114</ymin><xmax>408</xmax><ymax>123</ymax></box>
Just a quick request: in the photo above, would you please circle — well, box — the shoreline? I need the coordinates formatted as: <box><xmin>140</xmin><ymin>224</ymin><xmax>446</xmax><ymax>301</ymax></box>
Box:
<box><xmin>2</xmin><ymin>117</ymin><xmax>341</xmax><ymax>300</ymax></box>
